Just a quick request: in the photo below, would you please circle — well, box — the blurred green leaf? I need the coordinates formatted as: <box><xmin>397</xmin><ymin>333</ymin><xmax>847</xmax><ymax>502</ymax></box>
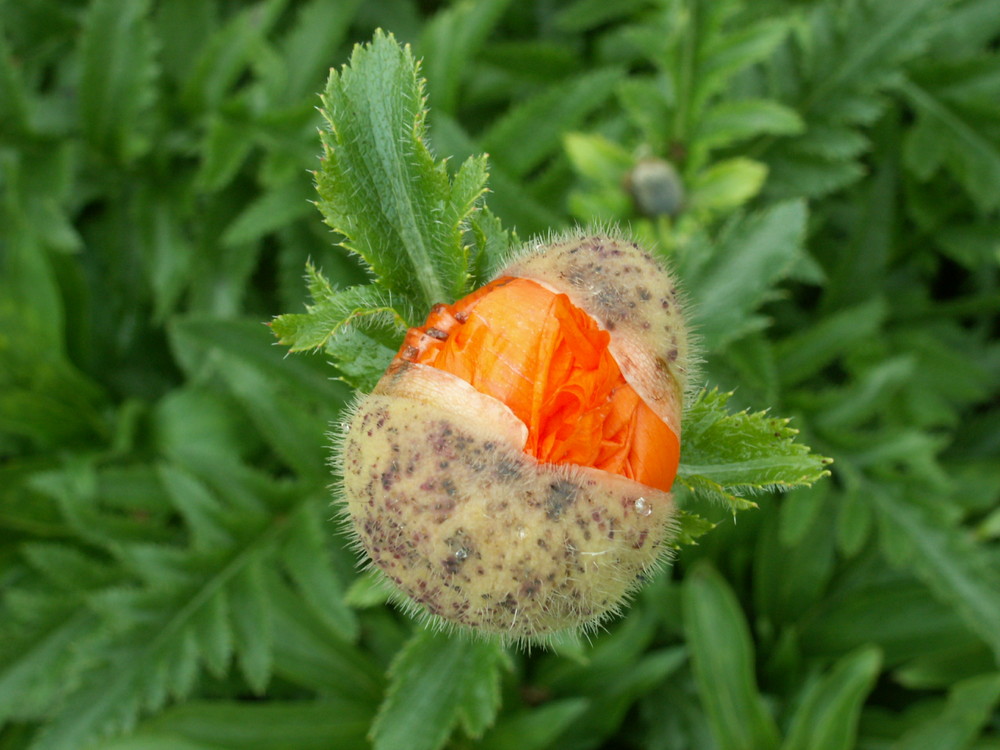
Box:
<box><xmin>477</xmin><ymin>698</ymin><xmax>589</xmax><ymax>750</ymax></box>
<box><xmin>873</xmin><ymin>489</ymin><xmax>1000</xmax><ymax>663</ymax></box>
<box><xmin>680</xmin><ymin>200</ymin><xmax>808</xmax><ymax>351</ymax></box>
<box><xmin>893</xmin><ymin>673</ymin><xmax>1000</xmax><ymax>750</ymax></box>
<box><xmin>138</xmin><ymin>699</ymin><xmax>374</xmax><ymax>750</ymax></box>
<box><xmin>687</xmin><ymin>157</ymin><xmax>768</xmax><ymax>212</ymax></box>
<box><xmin>78</xmin><ymin>0</ymin><xmax>157</xmax><ymax>161</ymax></box>
<box><xmin>480</xmin><ymin>67</ymin><xmax>623</xmax><ymax>178</ymax></box>
<box><xmin>683</xmin><ymin>562</ymin><xmax>780</xmax><ymax>750</ymax></box>
<box><xmin>781</xmin><ymin>646</ymin><xmax>882</xmax><ymax>750</ymax></box>
<box><xmin>371</xmin><ymin>629</ymin><xmax>507</xmax><ymax>750</ymax></box>
<box><xmin>901</xmin><ymin>67</ymin><xmax>1000</xmax><ymax>211</ymax></box>
<box><xmin>419</xmin><ymin>0</ymin><xmax>512</xmax><ymax>115</ymax></box>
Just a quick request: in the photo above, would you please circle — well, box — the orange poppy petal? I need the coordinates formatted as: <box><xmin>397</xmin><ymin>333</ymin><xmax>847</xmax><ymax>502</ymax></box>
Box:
<box><xmin>396</xmin><ymin>277</ymin><xmax>680</xmax><ymax>492</ymax></box>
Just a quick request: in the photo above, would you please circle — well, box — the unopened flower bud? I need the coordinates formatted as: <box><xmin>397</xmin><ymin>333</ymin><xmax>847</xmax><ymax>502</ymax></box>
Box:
<box><xmin>338</xmin><ymin>232</ymin><xmax>691</xmax><ymax>640</ymax></box>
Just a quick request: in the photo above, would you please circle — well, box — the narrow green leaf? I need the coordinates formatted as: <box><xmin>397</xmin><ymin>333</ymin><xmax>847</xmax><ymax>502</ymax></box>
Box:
<box><xmin>181</xmin><ymin>0</ymin><xmax>286</xmax><ymax>110</ymax></box>
<box><xmin>229</xmin><ymin>560</ymin><xmax>273</xmax><ymax>694</ymax></box>
<box><xmin>169</xmin><ymin>317</ymin><xmax>348</xmax><ymax>406</ymax></box>
<box><xmin>563</xmin><ymin>132</ymin><xmax>634</xmax><ymax>183</ymax></box>
<box><xmin>480</xmin><ymin>67</ymin><xmax>623</xmax><ymax>177</ymax></box>
<box><xmin>687</xmin><ymin>157</ymin><xmax>768</xmax><ymax>212</ymax></box>
<box><xmin>893</xmin><ymin>673</ymin><xmax>1000</xmax><ymax>750</ymax></box>
<box><xmin>371</xmin><ymin>629</ymin><xmax>507</xmax><ymax>750</ymax></box>
<box><xmin>280</xmin><ymin>500</ymin><xmax>358</xmax><ymax>641</ymax></box>
<box><xmin>317</xmin><ymin>30</ymin><xmax>488</xmax><ymax>310</ymax></box>
<box><xmin>0</xmin><ymin>22</ymin><xmax>29</xmax><ymax>136</ymax></box>
<box><xmin>698</xmin><ymin>18</ymin><xmax>790</xmax><ymax>104</ymax></box>
<box><xmin>141</xmin><ymin>699</ymin><xmax>374</xmax><ymax>750</ymax></box>
<box><xmin>477</xmin><ymin>698</ymin><xmax>589</xmax><ymax>750</ymax></box>
<box><xmin>221</xmin><ymin>181</ymin><xmax>314</xmax><ymax>247</ymax></box>
<box><xmin>267</xmin><ymin>575</ymin><xmax>384</xmax><ymax>702</ymax></box>
<box><xmin>344</xmin><ymin>570</ymin><xmax>394</xmax><ymax>609</ymax></box>
<box><xmin>678</xmin><ymin>389</ymin><xmax>832</xmax><ymax>511</ymax></box>
<box><xmin>697</xmin><ymin>99</ymin><xmax>805</xmax><ymax>151</ymax></box>
<box><xmin>191</xmin><ymin>589</ymin><xmax>232</xmax><ymax>680</ymax></box>
<box><xmin>872</xmin><ymin>489</ymin><xmax>1000</xmax><ymax>662</ymax></box>
<box><xmin>271</xmin><ymin>0</ymin><xmax>363</xmax><ymax>104</ymax></box>
<box><xmin>804</xmin><ymin>0</ymin><xmax>943</xmax><ymax>109</ymax></box>
<box><xmin>681</xmin><ymin>200</ymin><xmax>808</xmax><ymax>351</ymax></box>
<box><xmin>774</xmin><ymin>299</ymin><xmax>888</xmax><ymax>386</ymax></box>
<box><xmin>781</xmin><ymin>646</ymin><xmax>882</xmax><ymax>750</ymax></box>
<box><xmin>157</xmin><ymin>465</ymin><xmax>233</xmax><ymax>554</ymax></box>
<box><xmin>0</xmin><ymin>605</ymin><xmax>99</xmax><ymax>723</ymax></box>
<box><xmin>901</xmin><ymin>76</ymin><xmax>1000</xmax><ymax>211</ymax></box>
<box><xmin>419</xmin><ymin>0</ymin><xmax>512</xmax><ymax>114</ymax></box>
<box><xmin>195</xmin><ymin>111</ymin><xmax>256</xmax><ymax>193</ymax></box>
<box><xmin>78</xmin><ymin>0</ymin><xmax>157</xmax><ymax>161</ymax></box>
<box><xmin>683</xmin><ymin>562</ymin><xmax>780</xmax><ymax>750</ymax></box>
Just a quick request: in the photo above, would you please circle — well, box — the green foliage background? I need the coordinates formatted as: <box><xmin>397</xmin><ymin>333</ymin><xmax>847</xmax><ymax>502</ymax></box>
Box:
<box><xmin>1</xmin><ymin>1</ymin><xmax>998</xmax><ymax>749</ymax></box>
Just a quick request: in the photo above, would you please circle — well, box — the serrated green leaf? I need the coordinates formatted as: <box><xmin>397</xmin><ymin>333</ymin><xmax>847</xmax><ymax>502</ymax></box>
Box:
<box><xmin>316</xmin><ymin>30</ymin><xmax>488</xmax><ymax>310</ymax></box>
<box><xmin>893</xmin><ymin>673</ymin><xmax>1000</xmax><ymax>750</ymax></box>
<box><xmin>78</xmin><ymin>0</ymin><xmax>157</xmax><ymax>161</ymax></box>
<box><xmin>673</xmin><ymin>510</ymin><xmax>718</xmax><ymax>547</ymax></box>
<box><xmin>270</xmin><ymin>278</ymin><xmax>409</xmax><ymax>354</ymax></box>
<box><xmin>371</xmin><ymin>629</ymin><xmax>507</xmax><ymax>750</ymax></box>
<box><xmin>678</xmin><ymin>389</ymin><xmax>831</xmax><ymax>511</ymax></box>
<box><xmin>467</xmin><ymin>206</ymin><xmax>516</xmax><ymax>284</ymax></box>
<box><xmin>429</xmin><ymin>111</ymin><xmax>562</xmax><ymax>234</ymax></box>
<box><xmin>781</xmin><ymin>646</ymin><xmax>882</xmax><ymax>750</ymax></box>
<box><xmin>683</xmin><ymin>562</ymin><xmax>780</xmax><ymax>750</ymax></box>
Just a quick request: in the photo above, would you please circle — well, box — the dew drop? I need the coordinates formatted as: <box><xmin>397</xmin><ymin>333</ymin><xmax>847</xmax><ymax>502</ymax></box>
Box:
<box><xmin>516</xmin><ymin>527</ymin><xmax>528</xmax><ymax>540</ymax></box>
<box><xmin>634</xmin><ymin>497</ymin><xmax>652</xmax><ymax>516</ymax></box>
<box><xmin>454</xmin><ymin>548</ymin><xmax>469</xmax><ymax>560</ymax></box>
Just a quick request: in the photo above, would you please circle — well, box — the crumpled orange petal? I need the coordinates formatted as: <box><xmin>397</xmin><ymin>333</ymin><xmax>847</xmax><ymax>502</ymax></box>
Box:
<box><xmin>395</xmin><ymin>277</ymin><xmax>680</xmax><ymax>492</ymax></box>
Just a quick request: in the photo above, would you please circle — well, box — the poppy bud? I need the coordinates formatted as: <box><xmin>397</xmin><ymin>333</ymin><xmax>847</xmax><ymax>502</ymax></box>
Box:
<box><xmin>338</xmin><ymin>232</ymin><xmax>691</xmax><ymax>639</ymax></box>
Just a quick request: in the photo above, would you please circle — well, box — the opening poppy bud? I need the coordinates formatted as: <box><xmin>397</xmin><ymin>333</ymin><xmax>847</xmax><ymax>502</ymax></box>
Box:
<box><xmin>339</xmin><ymin>233</ymin><xmax>691</xmax><ymax>639</ymax></box>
